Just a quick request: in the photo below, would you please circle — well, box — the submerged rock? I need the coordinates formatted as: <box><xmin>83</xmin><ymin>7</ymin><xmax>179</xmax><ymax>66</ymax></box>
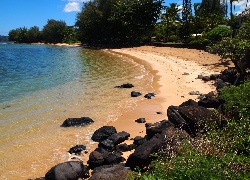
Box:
<box><xmin>60</xmin><ymin>117</ymin><xmax>94</xmax><ymax>127</ymax></box>
<box><xmin>114</xmin><ymin>83</ymin><xmax>134</xmax><ymax>88</ymax></box>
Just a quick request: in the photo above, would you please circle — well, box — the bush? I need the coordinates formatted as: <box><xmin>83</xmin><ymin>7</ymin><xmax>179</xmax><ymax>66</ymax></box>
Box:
<box><xmin>204</xmin><ymin>26</ymin><xmax>231</xmax><ymax>44</ymax></box>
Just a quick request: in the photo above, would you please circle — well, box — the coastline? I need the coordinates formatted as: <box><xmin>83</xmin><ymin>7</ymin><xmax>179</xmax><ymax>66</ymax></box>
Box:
<box><xmin>107</xmin><ymin>46</ymin><xmax>233</xmax><ymax>159</ymax></box>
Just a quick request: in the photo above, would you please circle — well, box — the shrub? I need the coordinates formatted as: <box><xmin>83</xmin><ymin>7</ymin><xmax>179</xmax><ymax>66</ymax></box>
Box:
<box><xmin>205</xmin><ymin>26</ymin><xmax>230</xmax><ymax>44</ymax></box>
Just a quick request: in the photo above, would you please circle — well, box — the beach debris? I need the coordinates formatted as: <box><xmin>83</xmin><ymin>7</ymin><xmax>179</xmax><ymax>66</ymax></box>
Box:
<box><xmin>68</xmin><ymin>145</ymin><xmax>87</xmax><ymax>155</ymax></box>
<box><xmin>182</xmin><ymin>72</ymin><xmax>189</xmax><ymax>75</ymax></box>
<box><xmin>60</xmin><ymin>117</ymin><xmax>94</xmax><ymax>127</ymax></box>
<box><xmin>131</xmin><ymin>91</ymin><xmax>142</xmax><ymax>97</ymax></box>
<box><xmin>135</xmin><ymin>118</ymin><xmax>146</xmax><ymax>123</ymax></box>
<box><xmin>144</xmin><ymin>93</ymin><xmax>156</xmax><ymax>99</ymax></box>
<box><xmin>45</xmin><ymin>161</ymin><xmax>89</xmax><ymax>180</ymax></box>
<box><xmin>89</xmin><ymin>164</ymin><xmax>131</xmax><ymax>180</ymax></box>
<box><xmin>91</xmin><ymin>126</ymin><xmax>117</xmax><ymax>142</ymax></box>
<box><xmin>114</xmin><ymin>83</ymin><xmax>134</xmax><ymax>88</ymax></box>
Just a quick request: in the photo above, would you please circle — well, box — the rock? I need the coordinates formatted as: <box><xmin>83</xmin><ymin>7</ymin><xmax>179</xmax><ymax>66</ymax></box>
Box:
<box><xmin>90</xmin><ymin>164</ymin><xmax>131</xmax><ymax>180</ymax></box>
<box><xmin>144</xmin><ymin>93</ymin><xmax>156</xmax><ymax>99</ymax></box>
<box><xmin>116</xmin><ymin>143</ymin><xmax>136</xmax><ymax>152</ymax></box>
<box><xmin>107</xmin><ymin>131</ymin><xmax>130</xmax><ymax>145</ymax></box>
<box><xmin>135</xmin><ymin>118</ymin><xmax>146</xmax><ymax>123</ymax></box>
<box><xmin>167</xmin><ymin>105</ymin><xmax>214</xmax><ymax>136</ymax></box>
<box><xmin>126</xmin><ymin>134</ymin><xmax>164</xmax><ymax>170</ymax></box>
<box><xmin>210</xmin><ymin>74</ymin><xmax>220</xmax><ymax>80</ymax></box>
<box><xmin>131</xmin><ymin>91</ymin><xmax>142</xmax><ymax>97</ymax></box>
<box><xmin>182</xmin><ymin>72</ymin><xmax>189</xmax><ymax>75</ymax></box>
<box><xmin>68</xmin><ymin>145</ymin><xmax>86</xmax><ymax>155</ymax></box>
<box><xmin>198</xmin><ymin>97</ymin><xmax>225</xmax><ymax>109</ymax></box>
<box><xmin>104</xmin><ymin>152</ymin><xmax>125</xmax><ymax>165</ymax></box>
<box><xmin>214</xmin><ymin>79</ymin><xmax>229</xmax><ymax>90</ymax></box>
<box><xmin>88</xmin><ymin>150</ymin><xmax>105</xmax><ymax>169</ymax></box>
<box><xmin>98</xmin><ymin>139</ymin><xmax>115</xmax><ymax>151</ymax></box>
<box><xmin>146</xmin><ymin>120</ymin><xmax>174</xmax><ymax>139</ymax></box>
<box><xmin>91</xmin><ymin>126</ymin><xmax>117</xmax><ymax>142</ymax></box>
<box><xmin>218</xmin><ymin>67</ymin><xmax>238</xmax><ymax>84</ymax></box>
<box><xmin>88</xmin><ymin>147</ymin><xmax>125</xmax><ymax>169</ymax></box>
<box><xmin>114</xmin><ymin>83</ymin><xmax>134</xmax><ymax>88</ymax></box>
<box><xmin>45</xmin><ymin>161</ymin><xmax>89</xmax><ymax>180</ymax></box>
<box><xmin>60</xmin><ymin>117</ymin><xmax>94</xmax><ymax>127</ymax></box>
<box><xmin>156</xmin><ymin>111</ymin><xmax>162</xmax><ymax>114</ymax></box>
<box><xmin>201</xmin><ymin>76</ymin><xmax>211</xmax><ymax>81</ymax></box>
<box><xmin>133</xmin><ymin>136</ymin><xmax>147</xmax><ymax>147</ymax></box>
<box><xmin>179</xmin><ymin>99</ymin><xmax>198</xmax><ymax>107</ymax></box>
<box><xmin>188</xmin><ymin>91</ymin><xmax>201</xmax><ymax>95</ymax></box>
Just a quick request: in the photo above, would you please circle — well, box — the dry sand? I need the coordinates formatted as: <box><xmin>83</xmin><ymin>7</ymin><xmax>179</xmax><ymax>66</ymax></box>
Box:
<box><xmin>107</xmin><ymin>46</ymin><xmax>233</xmax><ymax>159</ymax></box>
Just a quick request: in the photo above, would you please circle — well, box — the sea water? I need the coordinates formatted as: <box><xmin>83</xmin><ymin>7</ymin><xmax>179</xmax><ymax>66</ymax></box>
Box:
<box><xmin>0</xmin><ymin>43</ymin><xmax>155</xmax><ymax>179</ymax></box>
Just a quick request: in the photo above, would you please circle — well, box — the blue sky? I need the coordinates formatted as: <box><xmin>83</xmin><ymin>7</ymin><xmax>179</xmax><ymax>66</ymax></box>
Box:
<box><xmin>0</xmin><ymin>0</ymin><xmax>249</xmax><ymax>36</ymax></box>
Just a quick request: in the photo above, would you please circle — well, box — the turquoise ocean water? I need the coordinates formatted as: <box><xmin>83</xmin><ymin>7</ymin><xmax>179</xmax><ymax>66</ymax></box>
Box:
<box><xmin>0</xmin><ymin>43</ymin><xmax>155</xmax><ymax>179</ymax></box>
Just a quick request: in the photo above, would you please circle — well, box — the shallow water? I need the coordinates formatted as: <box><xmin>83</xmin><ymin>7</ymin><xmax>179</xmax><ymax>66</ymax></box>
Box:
<box><xmin>0</xmin><ymin>44</ymin><xmax>155</xmax><ymax>179</ymax></box>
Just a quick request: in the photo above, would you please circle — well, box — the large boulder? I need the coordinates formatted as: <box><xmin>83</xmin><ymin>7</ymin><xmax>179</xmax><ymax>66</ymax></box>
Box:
<box><xmin>60</xmin><ymin>117</ymin><xmax>94</xmax><ymax>127</ymax></box>
<box><xmin>218</xmin><ymin>67</ymin><xmax>238</xmax><ymax>84</ymax></box>
<box><xmin>91</xmin><ymin>126</ymin><xmax>117</xmax><ymax>142</ymax></box>
<box><xmin>98</xmin><ymin>139</ymin><xmax>115</xmax><ymax>151</ymax></box>
<box><xmin>90</xmin><ymin>164</ymin><xmax>131</xmax><ymax>180</ymax></box>
<box><xmin>45</xmin><ymin>161</ymin><xmax>89</xmax><ymax>180</ymax></box>
<box><xmin>167</xmin><ymin>104</ymin><xmax>214</xmax><ymax>136</ymax></box>
<box><xmin>125</xmin><ymin>134</ymin><xmax>164</xmax><ymax>170</ymax></box>
<box><xmin>133</xmin><ymin>136</ymin><xmax>147</xmax><ymax>147</ymax></box>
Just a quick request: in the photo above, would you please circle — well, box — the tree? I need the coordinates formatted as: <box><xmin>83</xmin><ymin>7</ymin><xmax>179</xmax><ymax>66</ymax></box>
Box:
<box><xmin>42</xmin><ymin>19</ymin><xmax>67</xmax><ymax>43</ymax></box>
<box><xmin>8</xmin><ymin>27</ymin><xmax>28</xmax><ymax>43</ymax></box>
<box><xmin>163</xmin><ymin>3</ymin><xmax>181</xmax><ymax>42</ymax></box>
<box><xmin>207</xmin><ymin>17</ymin><xmax>250</xmax><ymax>76</ymax></box>
<box><xmin>75</xmin><ymin>0</ymin><xmax>163</xmax><ymax>46</ymax></box>
<box><xmin>27</xmin><ymin>26</ymin><xmax>41</xmax><ymax>43</ymax></box>
<box><xmin>181</xmin><ymin>0</ymin><xmax>192</xmax><ymax>42</ymax></box>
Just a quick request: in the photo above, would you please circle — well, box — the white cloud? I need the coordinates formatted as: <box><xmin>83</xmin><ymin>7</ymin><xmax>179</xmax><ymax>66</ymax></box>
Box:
<box><xmin>63</xmin><ymin>0</ymin><xmax>88</xmax><ymax>13</ymax></box>
<box><xmin>64</xmin><ymin>2</ymin><xmax>80</xmax><ymax>12</ymax></box>
<box><xmin>232</xmin><ymin>0</ymin><xmax>250</xmax><ymax>14</ymax></box>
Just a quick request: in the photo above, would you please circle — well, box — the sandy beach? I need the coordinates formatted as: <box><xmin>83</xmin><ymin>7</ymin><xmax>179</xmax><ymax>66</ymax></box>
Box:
<box><xmin>108</xmin><ymin>46</ymin><xmax>233</xmax><ymax>159</ymax></box>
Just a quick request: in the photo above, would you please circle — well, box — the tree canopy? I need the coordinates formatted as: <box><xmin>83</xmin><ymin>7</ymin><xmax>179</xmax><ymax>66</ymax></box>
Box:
<box><xmin>75</xmin><ymin>0</ymin><xmax>163</xmax><ymax>46</ymax></box>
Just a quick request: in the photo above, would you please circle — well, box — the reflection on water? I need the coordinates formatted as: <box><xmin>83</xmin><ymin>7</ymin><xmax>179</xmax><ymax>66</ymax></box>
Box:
<box><xmin>0</xmin><ymin>45</ymin><xmax>155</xmax><ymax>179</ymax></box>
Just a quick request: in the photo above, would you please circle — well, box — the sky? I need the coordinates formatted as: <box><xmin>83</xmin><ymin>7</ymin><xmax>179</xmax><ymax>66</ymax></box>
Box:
<box><xmin>0</xmin><ymin>0</ymin><xmax>249</xmax><ymax>36</ymax></box>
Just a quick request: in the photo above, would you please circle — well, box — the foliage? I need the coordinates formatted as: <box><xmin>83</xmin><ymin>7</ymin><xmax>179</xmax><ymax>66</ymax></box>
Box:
<box><xmin>75</xmin><ymin>0</ymin><xmax>163</xmax><ymax>46</ymax></box>
<box><xmin>207</xmin><ymin>37</ymin><xmax>250</xmax><ymax>75</ymax></box>
<box><xmin>42</xmin><ymin>19</ymin><xmax>67</xmax><ymax>43</ymax></box>
<box><xmin>207</xmin><ymin>17</ymin><xmax>250</xmax><ymax>75</ymax></box>
<box><xmin>62</xmin><ymin>26</ymin><xmax>78</xmax><ymax>44</ymax></box>
<box><xmin>237</xmin><ymin>17</ymin><xmax>250</xmax><ymax>41</ymax></box>
<box><xmin>204</xmin><ymin>26</ymin><xmax>230</xmax><ymax>44</ymax></box>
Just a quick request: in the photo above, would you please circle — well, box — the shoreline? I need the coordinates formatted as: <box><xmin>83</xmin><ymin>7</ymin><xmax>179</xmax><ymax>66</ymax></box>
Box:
<box><xmin>106</xmin><ymin>46</ymin><xmax>232</xmax><ymax>159</ymax></box>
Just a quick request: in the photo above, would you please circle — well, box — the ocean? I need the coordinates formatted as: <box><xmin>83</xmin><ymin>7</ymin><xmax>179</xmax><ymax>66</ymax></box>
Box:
<box><xmin>0</xmin><ymin>43</ymin><xmax>155</xmax><ymax>179</ymax></box>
